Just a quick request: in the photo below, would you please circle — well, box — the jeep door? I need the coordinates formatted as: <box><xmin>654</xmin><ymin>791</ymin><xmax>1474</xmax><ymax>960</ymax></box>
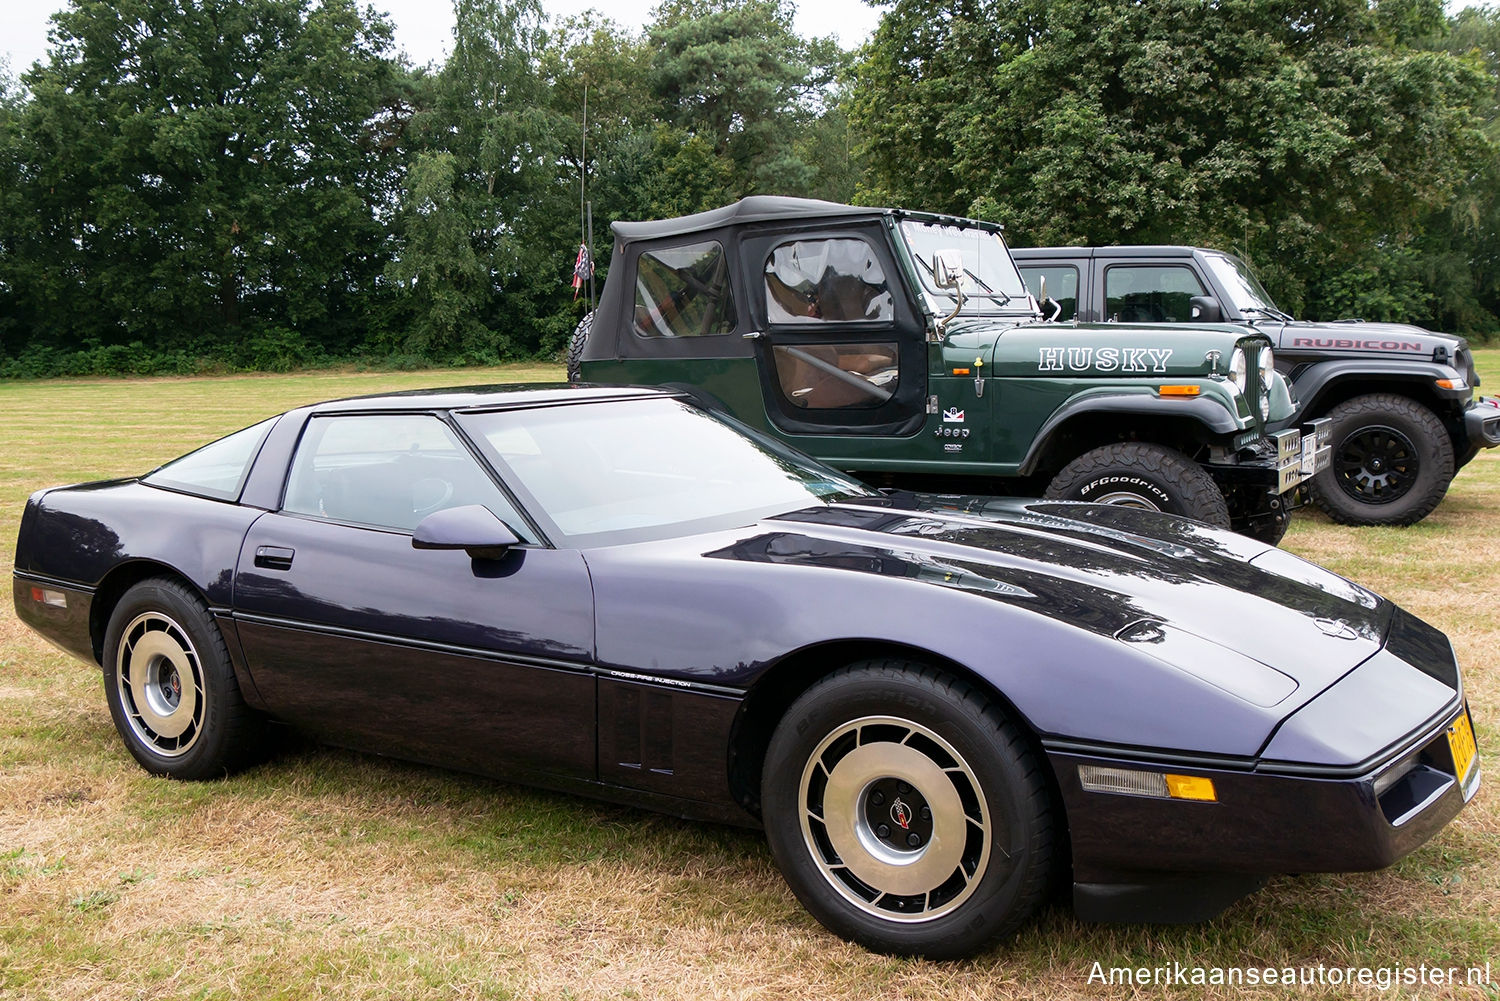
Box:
<box><xmin>740</xmin><ymin>224</ymin><xmax>929</xmax><ymax>437</ymax></box>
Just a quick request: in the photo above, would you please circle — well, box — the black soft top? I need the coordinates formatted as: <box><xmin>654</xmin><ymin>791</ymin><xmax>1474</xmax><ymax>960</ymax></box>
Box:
<box><xmin>611</xmin><ymin>196</ymin><xmax>884</xmax><ymax>243</ymax></box>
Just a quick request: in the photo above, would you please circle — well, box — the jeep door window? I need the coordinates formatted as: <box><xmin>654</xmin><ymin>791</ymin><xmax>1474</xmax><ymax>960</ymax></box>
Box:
<box><xmin>1019</xmin><ymin>265</ymin><xmax>1079</xmax><ymax>321</ymax></box>
<box><xmin>1104</xmin><ymin>266</ymin><xmax>1206</xmax><ymax>323</ymax></box>
<box><xmin>633</xmin><ymin>240</ymin><xmax>737</xmax><ymax>338</ymax></box>
<box><xmin>1201</xmin><ymin>252</ymin><xmax>1288</xmax><ymax>319</ymax></box>
<box><xmin>764</xmin><ymin>237</ymin><xmax>899</xmax><ymax>410</ymax></box>
<box><xmin>764</xmin><ymin>238</ymin><xmax>893</xmax><ymax>324</ymax></box>
<box><xmin>899</xmin><ymin>221</ymin><xmax>1030</xmax><ymax>315</ymax></box>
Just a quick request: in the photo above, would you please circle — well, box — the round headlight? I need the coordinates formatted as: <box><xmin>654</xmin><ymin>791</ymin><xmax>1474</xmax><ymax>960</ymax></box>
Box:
<box><xmin>1258</xmin><ymin>347</ymin><xmax>1274</xmax><ymax>420</ymax></box>
<box><xmin>1228</xmin><ymin>348</ymin><xmax>1247</xmax><ymax>394</ymax></box>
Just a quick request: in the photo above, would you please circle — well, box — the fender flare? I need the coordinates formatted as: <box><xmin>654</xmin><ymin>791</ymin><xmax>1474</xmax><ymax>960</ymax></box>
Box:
<box><xmin>1019</xmin><ymin>392</ymin><xmax>1243</xmax><ymax>477</ymax></box>
<box><xmin>1286</xmin><ymin>359</ymin><xmax>1459</xmax><ymax>421</ymax></box>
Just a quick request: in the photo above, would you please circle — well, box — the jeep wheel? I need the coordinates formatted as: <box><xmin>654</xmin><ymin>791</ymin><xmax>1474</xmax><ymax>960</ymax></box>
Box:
<box><xmin>1309</xmin><ymin>394</ymin><xmax>1453</xmax><ymax>526</ymax></box>
<box><xmin>566</xmin><ymin>311</ymin><xmax>594</xmax><ymax>384</ymax></box>
<box><xmin>1043</xmin><ymin>442</ymin><xmax>1231</xmax><ymax>528</ymax></box>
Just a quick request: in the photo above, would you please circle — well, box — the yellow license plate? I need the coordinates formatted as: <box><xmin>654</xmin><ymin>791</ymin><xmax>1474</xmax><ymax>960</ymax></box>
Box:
<box><xmin>1448</xmin><ymin>711</ymin><xmax>1478</xmax><ymax>782</ymax></box>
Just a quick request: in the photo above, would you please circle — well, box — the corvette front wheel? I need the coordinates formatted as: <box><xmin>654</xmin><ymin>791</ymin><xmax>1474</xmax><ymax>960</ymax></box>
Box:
<box><xmin>761</xmin><ymin>662</ymin><xmax>1054</xmax><ymax>958</ymax></box>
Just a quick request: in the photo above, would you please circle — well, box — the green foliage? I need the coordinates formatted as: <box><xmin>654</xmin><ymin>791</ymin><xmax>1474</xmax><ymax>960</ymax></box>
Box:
<box><xmin>0</xmin><ymin>0</ymin><xmax>402</xmax><ymax>364</ymax></box>
<box><xmin>2</xmin><ymin>0</ymin><xmax>1496</xmax><ymax>373</ymax></box>
<box><xmin>852</xmin><ymin>0</ymin><xmax>1497</xmax><ymax>334</ymax></box>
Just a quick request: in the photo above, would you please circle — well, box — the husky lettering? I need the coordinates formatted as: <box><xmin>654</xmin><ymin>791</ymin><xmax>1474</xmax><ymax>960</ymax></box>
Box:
<box><xmin>1038</xmin><ymin>346</ymin><xmax>1173</xmax><ymax>373</ymax></box>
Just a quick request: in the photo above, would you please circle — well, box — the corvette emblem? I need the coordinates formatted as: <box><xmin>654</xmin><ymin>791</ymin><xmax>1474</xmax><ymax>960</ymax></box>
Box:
<box><xmin>942</xmin><ymin>407</ymin><xmax>965</xmax><ymax>423</ymax></box>
<box><xmin>890</xmin><ymin>797</ymin><xmax>912</xmax><ymax>830</ymax></box>
<box><xmin>1314</xmin><ymin>618</ymin><xmax>1357</xmax><ymax>640</ymax></box>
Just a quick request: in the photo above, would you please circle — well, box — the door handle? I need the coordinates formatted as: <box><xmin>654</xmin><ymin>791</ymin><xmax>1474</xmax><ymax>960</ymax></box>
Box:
<box><xmin>742</xmin><ymin>330</ymin><xmax>764</xmax><ymax>340</ymax></box>
<box><xmin>253</xmin><ymin>546</ymin><xmax>295</xmax><ymax>570</ymax></box>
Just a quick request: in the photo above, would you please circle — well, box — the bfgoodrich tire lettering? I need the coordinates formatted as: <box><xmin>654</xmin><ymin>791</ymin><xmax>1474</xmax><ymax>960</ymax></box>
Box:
<box><xmin>102</xmin><ymin>578</ymin><xmax>266</xmax><ymax>780</ymax></box>
<box><xmin>1309</xmin><ymin>393</ymin><xmax>1454</xmax><ymax>526</ymax></box>
<box><xmin>1043</xmin><ymin>442</ymin><xmax>1232</xmax><ymax>528</ymax></box>
<box><xmin>761</xmin><ymin>661</ymin><xmax>1053</xmax><ymax>958</ymax></box>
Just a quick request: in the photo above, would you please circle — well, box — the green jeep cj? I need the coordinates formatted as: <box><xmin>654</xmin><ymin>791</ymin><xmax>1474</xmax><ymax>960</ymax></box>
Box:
<box><xmin>570</xmin><ymin>197</ymin><xmax>1329</xmax><ymax>544</ymax></box>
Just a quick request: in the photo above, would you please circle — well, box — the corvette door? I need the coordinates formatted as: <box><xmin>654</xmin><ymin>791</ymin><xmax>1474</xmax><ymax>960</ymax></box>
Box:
<box><xmin>231</xmin><ymin>412</ymin><xmax>596</xmax><ymax>780</ymax></box>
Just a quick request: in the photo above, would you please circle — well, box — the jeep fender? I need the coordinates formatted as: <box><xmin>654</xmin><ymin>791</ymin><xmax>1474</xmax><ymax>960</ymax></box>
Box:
<box><xmin>1283</xmin><ymin>358</ymin><xmax>1468</xmax><ymax>425</ymax></box>
<box><xmin>1019</xmin><ymin>392</ymin><xmax>1243</xmax><ymax>477</ymax></box>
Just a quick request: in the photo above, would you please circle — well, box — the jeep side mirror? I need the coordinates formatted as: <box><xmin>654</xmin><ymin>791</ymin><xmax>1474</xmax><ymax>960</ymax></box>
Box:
<box><xmin>1189</xmin><ymin>296</ymin><xmax>1222</xmax><ymax>323</ymax></box>
<box><xmin>933</xmin><ymin>250</ymin><xmax>966</xmax><ymax>290</ymax></box>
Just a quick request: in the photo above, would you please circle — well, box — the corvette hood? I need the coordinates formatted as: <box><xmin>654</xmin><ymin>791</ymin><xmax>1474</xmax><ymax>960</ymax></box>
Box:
<box><xmin>736</xmin><ymin>495</ymin><xmax>1393</xmax><ymax>710</ymax></box>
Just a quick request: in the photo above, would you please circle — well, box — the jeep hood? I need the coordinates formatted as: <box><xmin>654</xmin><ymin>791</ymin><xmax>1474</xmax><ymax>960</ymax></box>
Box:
<box><xmin>1272</xmin><ymin>319</ymin><xmax>1467</xmax><ymax>359</ymax></box>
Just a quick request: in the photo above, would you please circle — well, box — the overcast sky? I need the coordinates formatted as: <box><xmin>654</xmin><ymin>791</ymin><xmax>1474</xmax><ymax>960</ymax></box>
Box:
<box><xmin>1</xmin><ymin>0</ymin><xmax>887</xmax><ymax>77</ymax></box>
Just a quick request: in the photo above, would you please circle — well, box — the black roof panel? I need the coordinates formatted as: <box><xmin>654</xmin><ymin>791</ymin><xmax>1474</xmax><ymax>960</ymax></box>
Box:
<box><xmin>311</xmin><ymin>383</ymin><xmax>671</xmax><ymax>414</ymax></box>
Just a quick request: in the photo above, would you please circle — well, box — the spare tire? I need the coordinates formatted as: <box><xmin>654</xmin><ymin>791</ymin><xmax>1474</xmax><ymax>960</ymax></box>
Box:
<box><xmin>566</xmin><ymin>311</ymin><xmax>594</xmax><ymax>384</ymax></box>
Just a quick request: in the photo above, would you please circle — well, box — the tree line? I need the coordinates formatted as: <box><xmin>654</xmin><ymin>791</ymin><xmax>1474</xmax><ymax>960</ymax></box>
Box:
<box><xmin>0</xmin><ymin>0</ymin><xmax>1496</xmax><ymax>378</ymax></box>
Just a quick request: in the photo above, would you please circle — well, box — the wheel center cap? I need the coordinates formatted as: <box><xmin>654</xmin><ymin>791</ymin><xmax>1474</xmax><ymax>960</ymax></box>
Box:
<box><xmin>864</xmin><ymin>779</ymin><xmax>934</xmax><ymax>849</ymax></box>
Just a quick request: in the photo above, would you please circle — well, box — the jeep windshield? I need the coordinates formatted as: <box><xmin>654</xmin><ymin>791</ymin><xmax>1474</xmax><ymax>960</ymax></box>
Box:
<box><xmin>899</xmin><ymin>220</ymin><xmax>1035</xmax><ymax>317</ymax></box>
<box><xmin>1202</xmin><ymin>252</ymin><xmax>1292</xmax><ymax>321</ymax></box>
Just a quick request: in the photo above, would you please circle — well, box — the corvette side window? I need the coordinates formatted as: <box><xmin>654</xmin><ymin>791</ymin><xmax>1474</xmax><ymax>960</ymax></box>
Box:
<box><xmin>282</xmin><ymin>414</ymin><xmax>533</xmax><ymax>539</ymax></box>
<box><xmin>764</xmin><ymin>238</ymin><xmax>894</xmax><ymax>325</ymax></box>
<box><xmin>143</xmin><ymin>416</ymin><xmax>278</xmax><ymax>501</ymax></box>
<box><xmin>1104</xmin><ymin>265</ymin><xmax>1205</xmax><ymax>324</ymax></box>
<box><xmin>633</xmin><ymin>241</ymin><xmax>737</xmax><ymax>338</ymax></box>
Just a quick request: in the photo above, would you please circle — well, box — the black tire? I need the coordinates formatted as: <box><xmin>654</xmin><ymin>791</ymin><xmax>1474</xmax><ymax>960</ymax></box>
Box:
<box><xmin>102</xmin><ymin>578</ymin><xmax>267</xmax><ymax>780</ymax></box>
<box><xmin>1242</xmin><ymin>508</ymin><xmax>1290</xmax><ymax>547</ymax></box>
<box><xmin>1308</xmin><ymin>394</ymin><xmax>1454</xmax><ymax>526</ymax></box>
<box><xmin>1042</xmin><ymin>442</ymin><xmax>1231</xmax><ymax>528</ymax></box>
<box><xmin>761</xmin><ymin>661</ymin><xmax>1054</xmax><ymax>959</ymax></box>
<box><xmin>566</xmin><ymin>311</ymin><xmax>594</xmax><ymax>384</ymax></box>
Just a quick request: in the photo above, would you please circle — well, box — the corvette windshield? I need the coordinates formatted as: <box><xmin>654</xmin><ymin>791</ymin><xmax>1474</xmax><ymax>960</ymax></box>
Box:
<box><xmin>459</xmin><ymin>398</ymin><xmax>873</xmax><ymax>546</ymax></box>
<box><xmin>1202</xmin><ymin>252</ymin><xmax>1284</xmax><ymax>317</ymax></box>
<box><xmin>899</xmin><ymin>220</ymin><xmax>1033</xmax><ymax>315</ymax></box>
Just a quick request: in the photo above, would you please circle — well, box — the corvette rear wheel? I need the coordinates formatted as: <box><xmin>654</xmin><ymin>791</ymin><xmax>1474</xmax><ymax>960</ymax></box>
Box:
<box><xmin>103</xmin><ymin>578</ymin><xmax>266</xmax><ymax>780</ymax></box>
<box><xmin>762</xmin><ymin>662</ymin><xmax>1053</xmax><ymax>958</ymax></box>
<box><xmin>1043</xmin><ymin>442</ymin><xmax>1231</xmax><ymax>528</ymax></box>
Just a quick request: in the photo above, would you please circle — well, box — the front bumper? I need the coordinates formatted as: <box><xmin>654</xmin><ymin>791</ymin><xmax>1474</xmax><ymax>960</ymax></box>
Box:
<box><xmin>1051</xmin><ymin>703</ymin><xmax>1479</xmax><ymax>923</ymax></box>
<box><xmin>1269</xmin><ymin>417</ymin><xmax>1333</xmax><ymax>492</ymax></box>
<box><xmin>1463</xmin><ymin>396</ymin><xmax>1500</xmax><ymax>449</ymax></box>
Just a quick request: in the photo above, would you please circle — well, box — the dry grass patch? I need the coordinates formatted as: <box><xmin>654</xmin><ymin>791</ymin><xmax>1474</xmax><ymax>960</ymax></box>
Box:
<box><xmin>1</xmin><ymin>359</ymin><xmax>1498</xmax><ymax>999</ymax></box>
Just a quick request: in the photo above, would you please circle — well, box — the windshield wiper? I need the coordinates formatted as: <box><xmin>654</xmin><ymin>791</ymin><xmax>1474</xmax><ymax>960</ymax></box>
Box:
<box><xmin>1240</xmin><ymin>305</ymin><xmax>1294</xmax><ymax>323</ymax></box>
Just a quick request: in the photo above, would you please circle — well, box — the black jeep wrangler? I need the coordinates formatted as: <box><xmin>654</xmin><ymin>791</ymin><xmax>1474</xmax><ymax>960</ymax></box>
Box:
<box><xmin>1013</xmin><ymin>245</ymin><xmax>1500</xmax><ymax>525</ymax></box>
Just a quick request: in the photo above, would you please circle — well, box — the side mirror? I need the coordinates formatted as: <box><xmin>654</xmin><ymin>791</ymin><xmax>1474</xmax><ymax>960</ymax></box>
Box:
<box><xmin>412</xmin><ymin>504</ymin><xmax>520</xmax><ymax>560</ymax></box>
<box><xmin>1189</xmin><ymin>295</ymin><xmax>1222</xmax><ymax>323</ymax></box>
<box><xmin>933</xmin><ymin>250</ymin><xmax>967</xmax><ymax>290</ymax></box>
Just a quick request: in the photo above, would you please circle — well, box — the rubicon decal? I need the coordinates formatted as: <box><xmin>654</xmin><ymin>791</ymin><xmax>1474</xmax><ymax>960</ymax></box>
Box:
<box><xmin>1039</xmin><ymin>346</ymin><xmax>1174</xmax><ymax>373</ymax></box>
<box><xmin>1291</xmin><ymin>337</ymin><xmax>1424</xmax><ymax>352</ymax></box>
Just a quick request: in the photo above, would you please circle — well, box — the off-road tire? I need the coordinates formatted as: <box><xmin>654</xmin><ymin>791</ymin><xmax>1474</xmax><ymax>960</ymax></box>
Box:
<box><xmin>1308</xmin><ymin>394</ymin><xmax>1453</xmax><ymax>526</ymax></box>
<box><xmin>102</xmin><ymin>578</ymin><xmax>268</xmax><ymax>780</ymax></box>
<box><xmin>762</xmin><ymin>661</ymin><xmax>1054</xmax><ymax>959</ymax></box>
<box><xmin>566</xmin><ymin>311</ymin><xmax>594</xmax><ymax>383</ymax></box>
<box><xmin>1043</xmin><ymin>442</ymin><xmax>1232</xmax><ymax>528</ymax></box>
<box><xmin>1242</xmin><ymin>508</ymin><xmax>1290</xmax><ymax>547</ymax></box>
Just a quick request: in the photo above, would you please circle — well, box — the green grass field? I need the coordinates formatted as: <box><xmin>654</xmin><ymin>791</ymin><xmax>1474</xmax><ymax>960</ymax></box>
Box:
<box><xmin>1</xmin><ymin>360</ymin><xmax>1497</xmax><ymax>999</ymax></box>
